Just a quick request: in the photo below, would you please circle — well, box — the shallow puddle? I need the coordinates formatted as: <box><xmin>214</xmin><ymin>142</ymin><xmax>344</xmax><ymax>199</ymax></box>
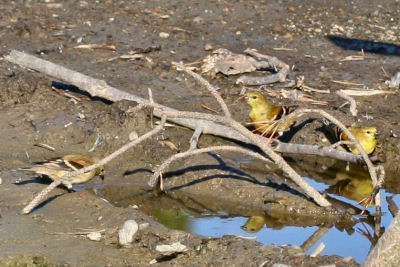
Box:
<box><xmin>150</xmin><ymin>184</ymin><xmax>396</xmax><ymax>264</ymax></box>
<box><xmin>97</xmin><ymin>158</ymin><xmax>397</xmax><ymax>264</ymax></box>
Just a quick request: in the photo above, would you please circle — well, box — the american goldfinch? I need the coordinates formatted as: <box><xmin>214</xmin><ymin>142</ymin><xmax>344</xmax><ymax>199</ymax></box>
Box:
<box><xmin>20</xmin><ymin>154</ymin><xmax>105</xmax><ymax>189</ymax></box>
<box><xmin>340</xmin><ymin>127</ymin><xmax>377</xmax><ymax>155</ymax></box>
<box><xmin>245</xmin><ymin>92</ymin><xmax>296</xmax><ymax>136</ymax></box>
<box><xmin>327</xmin><ymin>173</ymin><xmax>374</xmax><ymax>206</ymax></box>
<box><xmin>324</xmin><ymin>121</ymin><xmax>378</xmax><ymax>155</ymax></box>
<box><xmin>241</xmin><ymin>215</ymin><xmax>266</xmax><ymax>233</ymax></box>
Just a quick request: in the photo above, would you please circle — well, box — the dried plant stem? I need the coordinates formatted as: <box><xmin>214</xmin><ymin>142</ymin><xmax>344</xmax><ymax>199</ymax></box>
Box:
<box><xmin>336</xmin><ymin>90</ymin><xmax>357</xmax><ymax>116</ymax></box>
<box><xmin>21</xmin><ymin>114</ymin><xmax>167</xmax><ymax>214</ymax></box>
<box><xmin>148</xmin><ymin>145</ymin><xmax>273</xmax><ymax>187</ymax></box>
<box><xmin>173</xmin><ymin>62</ymin><xmax>231</xmax><ymax>118</ymax></box>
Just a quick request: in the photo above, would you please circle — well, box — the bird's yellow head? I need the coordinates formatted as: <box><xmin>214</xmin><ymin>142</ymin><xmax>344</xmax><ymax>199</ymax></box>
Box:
<box><xmin>91</xmin><ymin>156</ymin><xmax>105</xmax><ymax>180</ymax></box>
<box><xmin>245</xmin><ymin>92</ymin><xmax>268</xmax><ymax>108</ymax></box>
<box><xmin>95</xmin><ymin>165</ymin><xmax>105</xmax><ymax>180</ymax></box>
<box><xmin>361</xmin><ymin>127</ymin><xmax>377</xmax><ymax>137</ymax></box>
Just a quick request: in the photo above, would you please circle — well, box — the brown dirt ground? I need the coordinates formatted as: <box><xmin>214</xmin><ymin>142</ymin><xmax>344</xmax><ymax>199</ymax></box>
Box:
<box><xmin>1</xmin><ymin>0</ymin><xmax>399</xmax><ymax>266</ymax></box>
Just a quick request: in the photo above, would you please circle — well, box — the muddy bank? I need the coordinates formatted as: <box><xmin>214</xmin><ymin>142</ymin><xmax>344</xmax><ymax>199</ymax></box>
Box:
<box><xmin>1</xmin><ymin>0</ymin><xmax>400</xmax><ymax>266</ymax></box>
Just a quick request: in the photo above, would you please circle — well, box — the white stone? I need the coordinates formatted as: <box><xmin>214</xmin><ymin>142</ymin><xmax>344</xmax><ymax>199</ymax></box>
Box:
<box><xmin>119</xmin><ymin>220</ymin><xmax>139</xmax><ymax>246</ymax></box>
<box><xmin>87</xmin><ymin>232</ymin><xmax>102</xmax><ymax>241</ymax></box>
<box><xmin>156</xmin><ymin>242</ymin><xmax>187</xmax><ymax>254</ymax></box>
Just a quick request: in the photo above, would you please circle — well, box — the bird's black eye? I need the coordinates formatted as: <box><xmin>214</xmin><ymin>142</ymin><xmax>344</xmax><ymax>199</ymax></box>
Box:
<box><xmin>251</xmin><ymin>96</ymin><xmax>257</xmax><ymax>99</ymax></box>
<box><xmin>366</xmin><ymin>131</ymin><xmax>371</xmax><ymax>134</ymax></box>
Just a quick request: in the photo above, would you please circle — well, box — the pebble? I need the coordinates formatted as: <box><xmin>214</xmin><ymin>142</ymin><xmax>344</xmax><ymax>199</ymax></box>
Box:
<box><xmin>156</xmin><ymin>242</ymin><xmax>187</xmax><ymax>254</ymax></box>
<box><xmin>87</xmin><ymin>232</ymin><xmax>102</xmax><ymax>241</ymax></box>
<box><xmin>0</xmin><ymin>177</ymin><xmax>2</xmax><ymax>185</ymax></box>
<box><xmin>193</xmin><ymin>16</ymin><xmax>204</xmax><ymax>24</ymax></box>
<box><xmin>119</xmin><ymin>219</ymin><xmax>139</xmax><ymax>246</ymax></box>
<box><xmin>159</xmin><ymin>32</ymin><xmax>169</xmax><ymax>39</ymax></box>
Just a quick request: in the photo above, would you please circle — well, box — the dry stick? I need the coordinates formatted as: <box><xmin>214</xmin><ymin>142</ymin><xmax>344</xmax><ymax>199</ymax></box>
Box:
<box><xmin>173</xmin><ymin>62</ymin><xmax>231</xmax><ymax>118</ymax></box>
<box><xmin>189</xmin><ymin>126</ymin><xmax>203</xmax><ymax>151</ymax></box>
<box><xmin>148</xmin><ymin>145</ymin><xmax>273</xmax><ymax>187</ymax></box>
<box><xmin>336</xmin><ymin>90</ymin><xmax>357</xmax><ymax>116</ymax></box>
<box><xmin>4</xmin><ymin>50</ymin><xmax>247</xmax><ymax>143</ymax></box>
<box><xmin>236</xmin><ymin>48</ymin><xmax>290</xmax><ymax>85</ymax></box>
<box><xmin>301</xmin><ymin>226</ymin><xmax>330</xmax><ymax>252</ymax></box>
<box><xmin>22</xmin><ymin>114</ymin><xmax>167</xmax><ymax>214</ymax></box>
<box><xmin>4</xmin><ymin>50</ymin><xmax>367</xmax><ymax>165</ymax></box>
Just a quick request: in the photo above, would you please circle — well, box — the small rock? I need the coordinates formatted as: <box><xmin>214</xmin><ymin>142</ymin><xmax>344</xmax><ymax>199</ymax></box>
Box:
<box><xmin>156</xmin><ymin>242</ymin><xmax>187</xmax><ymax>254</ymax></box>
<box><xmin>159</xmin><ymin>32</ymin><xmax>169</xmax><ymax>39</ymax></box>
<box><xmin>119</xmin><ymin>219</ymin><xmax>139</xmax><ymax>246</ymax></box>
<box><xmin>193</xmin><ymin>16</ymin><xmax>204</xmax><ymax>24</ymax></box>
<box><xmin>0</xmin><ymin>177</ymin><xmax>2</xmax><ymax>185</ymax></box>
<box><xmin>87</xmin><ymin>232</ymin><xmax>102</xmax><ymax>241</ymax></box>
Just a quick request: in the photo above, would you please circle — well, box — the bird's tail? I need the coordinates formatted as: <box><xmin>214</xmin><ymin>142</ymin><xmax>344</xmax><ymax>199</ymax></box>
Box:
<box><xmin>320</xmin><ymin>118</ymin><xmax>342</xmax><ymax>141</ymax></box>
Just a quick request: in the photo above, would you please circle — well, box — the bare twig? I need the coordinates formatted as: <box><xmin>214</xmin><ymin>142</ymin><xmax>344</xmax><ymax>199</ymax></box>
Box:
<box><xmin>189</xmin><ymin>126</ymin><xmax>203</xmax><ymax>151</ymax></box>
<box><xmin>5</xmin><ymin>50</ymin><xmax>248</xmax><ymax>143</ymax></box>
<box><xmin>34</xmin><ymin>143</ymin><xmax>55</xmax><ymax>151</ymax></box>
<box><xmin>148</xmin><ymin>145</ymin><xmax>273</xmax><ymax>188</ymax></box>
<box><xmin>173</xmin><ymin>62</ymin><xmax>231</xmax><ymax>118</ymax></box>
<box><xmin>21</xmin><ymin>115</ymin><xmax>167</xmax><ymax>214</ymax></box>
<box><xmin>310</xmin><ymin>243</ymin><xmax>325</xmax><ymax>257</ymax></box>
<box><xmin>336</xmin><ymin>90</ymin><xmax>357</xmax><ymax>116</ymax></box>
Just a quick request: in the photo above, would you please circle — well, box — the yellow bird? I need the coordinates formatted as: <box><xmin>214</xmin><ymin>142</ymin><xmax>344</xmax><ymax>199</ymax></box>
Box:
<box><xmin>327</xmin><ymin>172</ymin><xmax>374</xmax><ymax>206</ymax></box>
<box><xmin>241</xmin><ymin>216</ymin><xmax>266</xmax><ymax>233</ymax></box>
<box><xmin>340</xmin><ymin>127</ymin><xmax>377</xmax><ymax>155</ymax></box>
<box><xmin>20</xmin><ymin>154</ymin><xmax>105</xmax><ymax>189</ymax></box>
<box><xmin>245</xmin><ymin>92</ymin><xmax>296</xmax><ymax>136</ymax></box>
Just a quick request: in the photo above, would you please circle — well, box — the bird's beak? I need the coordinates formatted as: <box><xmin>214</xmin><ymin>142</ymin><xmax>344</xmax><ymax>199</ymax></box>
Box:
<box><xmin>100</xmin><ymin>174</ymin><xmax>105</xmax><ymax>180</ymax></box>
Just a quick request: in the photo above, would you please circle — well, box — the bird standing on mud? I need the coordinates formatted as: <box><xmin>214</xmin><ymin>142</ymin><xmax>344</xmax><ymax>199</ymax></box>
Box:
<box><xmin>19</xmin><ymin>154</ymin><xmax>105</xmax><ymax>189</ymax></box>
<box><xmin>245</xmin><ymin>91</ymin><xmax>297</xmax><ymax>137</ymax></box>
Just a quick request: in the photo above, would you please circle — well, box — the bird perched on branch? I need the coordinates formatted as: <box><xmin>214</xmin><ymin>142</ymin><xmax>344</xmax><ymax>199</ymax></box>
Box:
<box><xmin>245</xmin><ymin>91</ymin><xmax>297</xmax><ymax>137</ymax></box>
<box><xmin>323</xmin><ymin>121</ymin><xmax>378</xmax><ymax>155</ymax></box>
<box><xmin>19</xmin><ymin>154</ymin><xmax>105</xmax><ymax>190</ymax></box>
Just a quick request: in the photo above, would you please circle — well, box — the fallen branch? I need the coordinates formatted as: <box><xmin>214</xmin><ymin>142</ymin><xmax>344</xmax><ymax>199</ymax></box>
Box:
<box><xmin>236</xmin><ymin>48</ymin><xmax>290</xmax><ymax>85</ymax></box>
<box><xmin>4</xmin><ymin>50</ymin><xmax>370</xmax><ymax>165</ymax></box>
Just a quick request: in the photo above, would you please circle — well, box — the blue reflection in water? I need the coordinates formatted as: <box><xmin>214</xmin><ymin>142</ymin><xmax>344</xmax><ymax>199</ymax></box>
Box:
<box><xmin>153</xmin><ymin>187</ymin><xmax>397</xmax><ymax>264</ymax></box>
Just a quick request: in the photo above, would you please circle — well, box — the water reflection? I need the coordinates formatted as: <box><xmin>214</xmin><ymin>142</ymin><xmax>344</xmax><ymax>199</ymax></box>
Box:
<box><xmin>153</xmin><ymin>207</ymin><xmax>193</xmax><ymax>232</ymax></box>
<box><xmin>97</xmin><ymin>155</ymin><xmax>397</xmax><ymax>264</ymax></box>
